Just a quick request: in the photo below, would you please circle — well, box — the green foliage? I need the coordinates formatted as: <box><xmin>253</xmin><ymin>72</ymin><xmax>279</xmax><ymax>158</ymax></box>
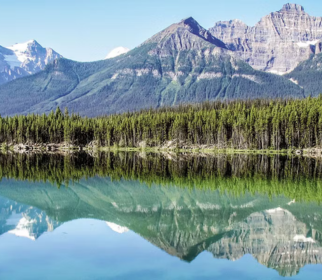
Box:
<box><xmin>1</xmin><ymin>96</ymin><xmax>322</xmax><ymax>150</ymax></box>
<box><xmin>286</xmin><ymin>53</ymin><xmax>322</xmax><ymax>97</ymax></box>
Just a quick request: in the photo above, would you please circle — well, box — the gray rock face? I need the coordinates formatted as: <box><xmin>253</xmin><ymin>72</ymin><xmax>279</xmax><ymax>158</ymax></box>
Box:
<box><xmin>0</xmin><ymin>40</ymin><xmax>62</xmax><ymax>85</ymax></box>
<box><xmin>146</xmin><ymin>17</ymin><xmax>227</xmax><ymax>52</ymax></box>
<box><xmin>210</xmin><ymin>3</ymin><xmax>322</xmax><ymax>74</ymax></box>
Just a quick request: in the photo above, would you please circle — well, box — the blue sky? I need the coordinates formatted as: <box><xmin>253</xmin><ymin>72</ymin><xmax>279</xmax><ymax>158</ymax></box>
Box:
<box><xmin>1</xmin><ymin>0</ymin><xmax>321</xmax><ymax>62</ymax></box>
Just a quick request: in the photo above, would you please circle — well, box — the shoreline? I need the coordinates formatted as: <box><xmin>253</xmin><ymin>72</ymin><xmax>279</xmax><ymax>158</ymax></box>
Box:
<box><xmin>97</xmin><ymin>146</ymin><xmax>291</xmax><ymax>155</ymax></box>
<box><xmin>1</xmin><ymin>142</ymin><xmax>320</xmax><ymax>157</ymax></box>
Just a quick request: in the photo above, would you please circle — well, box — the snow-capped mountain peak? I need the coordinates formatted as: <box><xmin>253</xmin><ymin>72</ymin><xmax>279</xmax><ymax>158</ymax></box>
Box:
<box><xmin>7</xmin><ymin>39</ymin><xmax>39</xmax><ymax>52</ymax></box>
<box><xmin>0</xmin><ymin>40</ymin><xmax>62</xmax><ymax>84</ymax></box>
<box><xmin>5</xmin><ymin>40</ymin><xmax>36</xmax><ymax>70</ymax></box>
<box><xmin>105</xmin><ymin>47</ymin><xmax>130</xmax><ymax>59</ymax></box>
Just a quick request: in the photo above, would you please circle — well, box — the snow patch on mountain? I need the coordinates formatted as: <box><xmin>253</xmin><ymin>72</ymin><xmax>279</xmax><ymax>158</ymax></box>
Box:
<box><xmin>266</xmin><ymin>207</ymin><xmax>290</xmax><ymax>214</ymax></box>
<box><xmin>105</xmin><ymin>47</ymin><xmax>130</xmax><ymax>59</ymax></box>
<box><xmin>267</xmin><ymin>70</ymin><xmax>285</xmax><ymax>76</ymax></box>
<box><xmin>297</xmin><ymin>40</ymin><xmax>319</xmax><ymax>48</ymax></box>
<box><xmin>106</xmin><ymin>221</ymin><xmax>129</xmax><ymax>233</ymax></box>
<box><xmin>293</xmin><ymin>235</ymin><xmax>315</xmax><ymax>243</ymax></box>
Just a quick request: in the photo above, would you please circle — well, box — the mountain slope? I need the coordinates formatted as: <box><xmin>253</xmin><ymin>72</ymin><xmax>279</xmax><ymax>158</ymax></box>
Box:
<box><xmin>0</xmin><ymin>40</ymin><xmax>62</xmax><ymax>85</ymax></box>
<box><xmin>209</xmin><ymin>3</ymin><xmax>322</xmax><ymax>74</ymax></box>
<box><xmin>286</xmin><ymin>53</ymin><xmax>322</xmax><ymax>96</ymax></box>
<box><xmin>0</xmin><ymin>18</ymin><xmax>304</xmax><ymax>117</ymax></box>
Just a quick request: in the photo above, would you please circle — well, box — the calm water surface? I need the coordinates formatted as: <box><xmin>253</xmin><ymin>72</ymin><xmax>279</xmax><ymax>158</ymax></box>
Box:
<box><xmin>0</xmin><ymin>152</ymin><xmax>322</xmax><ymax>279</ymax></box>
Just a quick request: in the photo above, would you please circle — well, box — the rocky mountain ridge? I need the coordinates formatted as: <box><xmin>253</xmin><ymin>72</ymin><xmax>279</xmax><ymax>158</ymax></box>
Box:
<box><xmin>210</xmin><ymin>3</ymin><xmax>322</xmax><ymax>74</ymax></box>
<box><xmin>0</xmin><ymin>15</ymin><xmax>304</xmax><ymax>117</ymax></box>
<box><xmin>1</xmin><ymin>3</ymin><xmax>322</xmax><ymax>116</ymax></box>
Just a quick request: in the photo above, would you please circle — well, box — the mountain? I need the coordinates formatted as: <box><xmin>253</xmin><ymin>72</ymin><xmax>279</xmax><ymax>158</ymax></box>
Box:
<box><xmin>209</xmin><ymin>3</ymin><xmax>322</xmax><ymax>74</ymax></box>
<box><xmin>105</xmin><ymin>47</ymin><xmax>130</xmax><ymax>59</ymax></box>
<box><xmin>0</xmin><ymin>17</ymin><xmax>304</xmax><ymax>117</ymax></box>
<box><xmin>0</xmin><ymin>177</ymin><xmax>322</xmax><ymax>277</ymax></box>
<box><xmin>0</xmin><ymin>40</ymin><xmax>62</xmax><ymax>85</ymax></box>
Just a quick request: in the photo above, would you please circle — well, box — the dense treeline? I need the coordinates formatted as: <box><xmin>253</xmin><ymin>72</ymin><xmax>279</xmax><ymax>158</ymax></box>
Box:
<box><xmin>2</xmin><ymin>96</ymin><xmax>322</xmax><ymax>149</ymax></box>
<box><xmin>1</xmin><ymin>152</ymin><xmax>322</xmax><ymax>202</ymax></box>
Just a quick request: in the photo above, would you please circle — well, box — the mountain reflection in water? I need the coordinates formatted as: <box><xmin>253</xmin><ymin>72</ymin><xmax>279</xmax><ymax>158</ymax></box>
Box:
<box><xmin>0</xmin><ymin>152</ymin><xmax>322</xmax><ymax>279</ymax></box>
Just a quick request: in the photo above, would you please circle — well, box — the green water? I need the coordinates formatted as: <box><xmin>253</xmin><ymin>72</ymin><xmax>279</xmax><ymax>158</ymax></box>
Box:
<box><xmin>0</xmin><ymin>152</ymin><xmax>322</xmax><ymax>279</ymax></box>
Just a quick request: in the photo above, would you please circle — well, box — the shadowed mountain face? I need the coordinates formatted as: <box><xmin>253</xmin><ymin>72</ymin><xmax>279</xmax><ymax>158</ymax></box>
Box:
<box><xmin>0</xmin><ymin>17</ymin><xmax>304</xmax><ymax>117</ymax></box>
<box><xmin>0</xmin><ymin>176</ymin><xmax>322</xmax><ymax>277</ymax></box>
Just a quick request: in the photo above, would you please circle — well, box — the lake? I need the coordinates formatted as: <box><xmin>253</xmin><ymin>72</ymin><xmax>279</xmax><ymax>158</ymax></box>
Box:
<box><xmin>0</xmin><ymin>152</ymin><xmax>322</xmax><ymax>279</ymax></box>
